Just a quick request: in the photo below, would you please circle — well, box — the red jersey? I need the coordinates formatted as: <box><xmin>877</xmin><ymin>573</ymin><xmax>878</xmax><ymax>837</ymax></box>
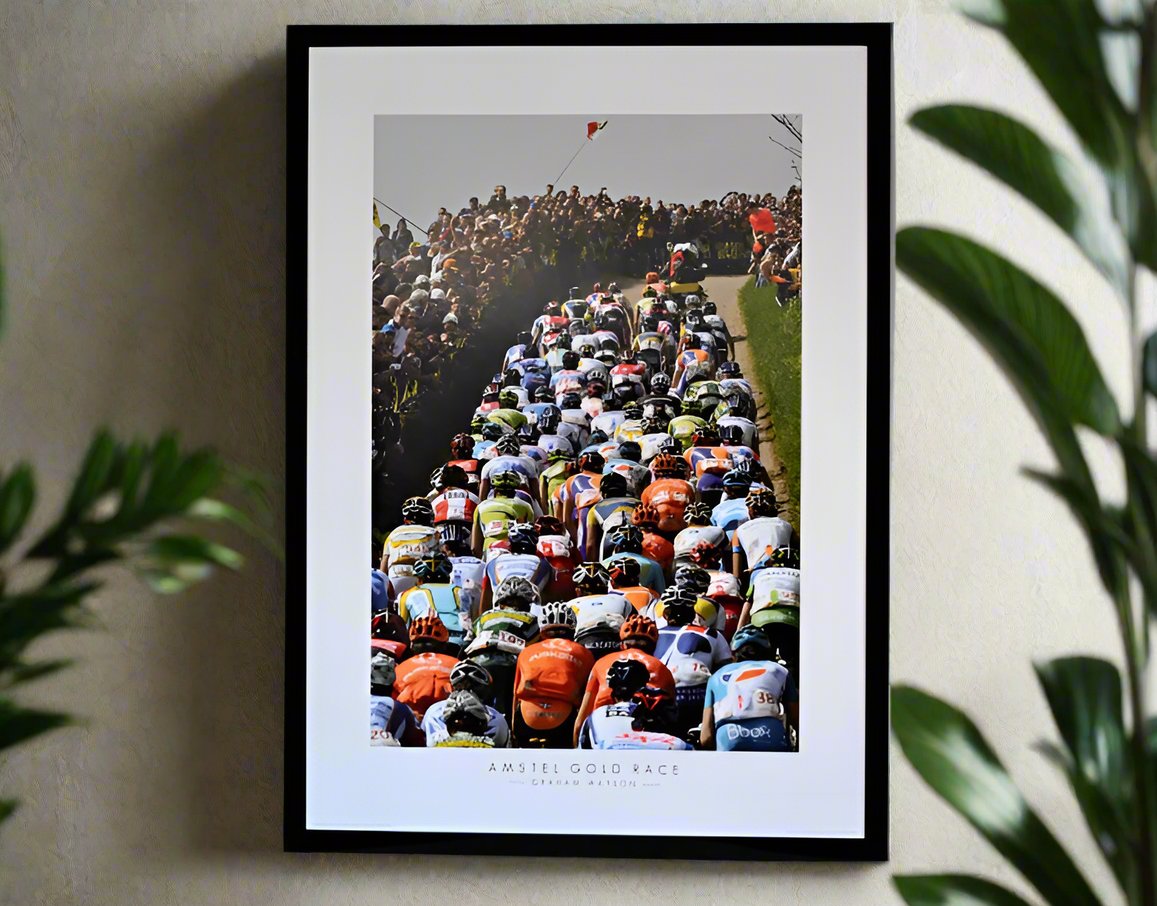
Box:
<box><xmin>641</xmin><ymin>478</ymin><xmax>696</xmax><ymax>534</ymax></box>
<box><xmin>393</xmin><ymin>652</ymin><xmax>457</xmax><ymax>720</ymax></box>
<box><xmin>642</xmin><ymin>531</ymin><xmax>675</xmax><ymax>574</ymax></box>
<box><xmin>514</xmin><ymin>638</ymin><xmax>596</xmax><ymax>730</ymax></box>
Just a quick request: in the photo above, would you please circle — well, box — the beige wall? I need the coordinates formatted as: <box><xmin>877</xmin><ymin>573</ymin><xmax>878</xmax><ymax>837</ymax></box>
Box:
<box><xmin>0</xmin><ymin>1</ymin><xmax>1130</xmax><ymax>902</ymax></box>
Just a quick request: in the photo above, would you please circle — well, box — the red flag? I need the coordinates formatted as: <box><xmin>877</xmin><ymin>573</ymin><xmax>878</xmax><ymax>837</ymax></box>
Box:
<box><xmin>586</xmin><ymin>120</ymin><xmax>608</xmax><ymax>140</ymax></box>
<box><xmin>748</xmin><ymin>207</ymin><xmax>777</xmax><ymax>234</ymax></box>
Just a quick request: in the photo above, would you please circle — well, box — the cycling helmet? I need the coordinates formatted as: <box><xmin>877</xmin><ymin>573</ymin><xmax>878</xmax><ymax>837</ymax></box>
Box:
<box><xmin>769</xmin><ymin>546</ymin><xmax>800</xmax><ymax>569</ymax></box>
<box><xmin>572</xmin><ymin>560</ymin><xmax>610</xmax><ymax>591</ymax></box>
<box><xmin>631</xmin><ymin>686</ymin><xmax>677</xmax><ymax>732</ymax></box>
<box><xmin>493</xmin><ymin>575</ymin><xmax>540</xmax><ymax>610</ymax></box>
<box><xmin>718</xmin><ymin>423</ymin><xmax>746</xmax><ymax>446</ymax></box>
<box><xmin>546</xmin><ymin>447</ymin><xmax>573</xmax><ymax>463</ymax></box>
<box><xmin>503</xmin><ymin>367</ymin><xmax>523</xmax><ymax>388</ymax></box>
<box><xmin>650</xmin><ymin>453</ymin><xmax>685</xmax><ymax>478</ymax></box>
<box><xmin>631</xmin><ymin>503</ymin><xmax>660</xmax><ymax>528</ymax></box>
<box><xmin>450</xmin><ymin>660</ymin><xmax>494</xmax><ymax>696</ymax></box>
<box><xmin>481</xmin><ymin>422</ymin><xmax>507</xmax><ymax>441</ymax></box>
<box><xmin>746</xmin><ymin>486</ymin><xmax>779</xmax><ymax>517</ymax></box>
<box><xmin>543</xmin><ymin>299</ymin><xmax>562</xmax><ymax>315</ymax></box>
<box><xmin>606</xmin><ymin>658</ymin><xmax>650</xmax><ymax>699</ymax></box>
<box><xmin>607</xmin><ymin>281</ymin><xmax>620</xmax><ymax>294</ymax></box>
<box><xmin>683</xmin><ymin>333</ymin><xmax>701</xmax><ymax>349</ymax></box>
<box><xmin>497</xmin><ymin>389</ymin><xmax>521</xmax><ymax>410</ymax></box>
<box><xmin>577</xmin><ymin>451</ymin><xmax>605</xmax><ymax>473</ymax></box>
<box><xmin>607</xmin><ymin>554</ymin><xmax>642</xmax><ymax>587</ymax></box>
<box><xmin>588</xmin><ymin>430</ymin><xmax>610</xmax><ymax>445</ymax></box>
<box><xmin>507</xmin><ymin>523</ymin><xmax>539</xmax><ymax>554</ymax></box>
<box><xmin>401</xmin><ymin>496</ymin><xmax>434</xmax><ymax>525</ymax></box>
<box><xmin>539</xmin><ymin>600</ymin><xmax>578</xmax><ymax>629</ymax></box>
<box><xmin>683</xmin><ymin>501</ymin><xmax>713</xmax><ymax>525</ymax></box>
<box><xmin>495</xmin><ymin>434</ymin><xmax>522</xmax><ymax>456</ymax></box>
<box><xmin>645</xmin><ymin>271</ymin><xmax>660</xmax><ymax>284</ymax></box>
<box><xmin>414</xmin><ymin>554</ymin><xmax>453</xmax><ymax>583</ymax></box>
<box><xmin>605</xmin><ymin>523</ymin><xmax>643</xmax><ymax>554</ymax></box>
<box><xmin>691</xmin><ymin>426</ymin><xmax>720</xmax><ymax>446</ymax></box>
<box><xmin>560</xmin><ymin>392</ymin><xmax>583</xmax><ymax>411</ymax></box>
<box><xmin>650</xmin><ymin>373</ymin><xmax>672</xmax><ymax>393</ymax></box>
<box><xmin>450</xmin><ymin>433</ymin><xmax>475</xmax><ymax>459</ymax></box>
<box><xmin>537</xmin><ymin>405</ymin><xmax>562</xmax><ymax>433</ymax></box>
<box><xmin>409</xmin><ymin>614</ymin><xmax>450</xmax><ymax>646</ymax></box>
<box><xmin>674</xmin><ymin>564</ymin><xmax>711</xmax><ymax>595</ymax></box>
<box><xmin>684</xmin><ymin>294</ymin><xmax>702</xmax><ymax>309</ymax></box>
<box><xmin>491</xmin><ymin>469</ymin><xmax>523</xmax><ymax>491</ymax></box>
<box><xmin>441</xmin><ymin>690</ymin><xmax>491</xmax><ymax>737</ymax></box>
<box><xmin>659</xmin><ymin>585</ymin><xmax>699</xmax><ymax>625</ymax></box>
<box><xmin>620</xmin><ymin>614</ymin><xmax>660</xmax><ymax>646</ymax></box>
<box><xmin>640</xmin><ymin>415</ymin><xmax>668</xmax><ymax>436</ymax></box>
<box><xmin>721</xmin><ymin>468</ymin><xmax>753</xmax><ymax>492</ymax></box>
<box><xmin>370</xmin><ymin>651</ymin><xmax>396</xmax><ymax>690</ymax></box>
<box><xmin>598</xmin><ymin>471</ymin><xmax>629</xmax><ymax>498</ymax></box>
<box><xmin>535</xmin><ymin>515</ymin><xmax>566</xmax><ymax>536</ymax></box>
<box><xmin>562</xmin><ymin>350</ymin><xmax>581</xmax><ymax>370</ymax></box>
<box><xmin>622</xmin><ymin>401</ymin><xmax>643</xmax><ymax>419</ymax></box>
<box><xmin>731</xmin><ymin>625</ymin><xmax>776</xmax><ymax>660</ymax></box>
<box><xmin>533</xmin><ymin>385</ymin><xmax>554</xmax><ymax>402</ymax></box>
<box><xmin>703</xmin><ymin>300</ymin><xmax>718</xmax><ymax>315</ymax></box>
<box><xmin>617</xmin><ymin>440</ymin><xmax>642</xmax><ymax>462</ymax></box>
<box><xmin>438</xmin><ymin>463</ymin><xmax>469</xmax><ymax>489</ymax></box>
<box><xmin>717</xmin><ymin>361</ymin><xmax>740</xmax><ymax>377</ymax></box>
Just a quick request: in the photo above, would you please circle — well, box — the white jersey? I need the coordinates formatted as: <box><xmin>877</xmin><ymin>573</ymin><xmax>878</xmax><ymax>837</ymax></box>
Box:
<box><xmin>557</xmin><ymin>420</ymin><xmax>586</xmax><ymax>449</ymax></box>
<box><xmin>733</xmin><ymin>516</ymin><xmax>797</xmax><ymax>570</ymax></box>
<box><xmin>382</xmin><ymin>525</ymin><xmax>440</xmax><ymax>568</ymax></box>
<box><xmin>480</xmin><ymin>454</ymin><xmax>540</xmax><ymax>482</ymax></box>
<box><xmin>750</xmin><ymin>567</ymin><xmax>801</xmax><ymax>611</ymax></box>
<box><xmin>655</xmin><ymin>625</ymin><xmax>732</xmax><ymax>688</ymax></box>
<box><xmin>591</xmin><ymin>411</ymin><xmax>627</xmax><ymax>437</ymax></box>
<box><xmin>579</xmin><ymin>701</ymin><xmax>638</xmax><ymax>749</ymax></box>
<box><xmin>673</xmin><ymin>524</ymin><xmax>727</xmax><ymax>562</ymax></box>
<box><xmin>449</xmin><ymin>555</ymin><xmax>485</xmax><ymax>617</ymax></box>
<box><xmin>637</xmin><ymin>432</ymin><xmax>674</xmax><ymax>463</ymax></box>
<box><xmin>570</xmin><ymin>592</ymin><xmax>634</xmax><ymax>632</ymax></box>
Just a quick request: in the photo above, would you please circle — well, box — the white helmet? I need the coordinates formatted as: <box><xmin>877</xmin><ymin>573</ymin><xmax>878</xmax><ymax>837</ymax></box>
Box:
<box><xmin>494</xmin><ymin>575</ymin><xmax>540</xmax><ymax>609</ymax></box>
<box><xmin>370</xmin><ymin>652</ymin><xmax>396</xmax><ymax>688</ymax></box>
<box><xmin>539</xmin><ymin>600</ymin><xmax>577</xmax><ymax>628</ymax></box>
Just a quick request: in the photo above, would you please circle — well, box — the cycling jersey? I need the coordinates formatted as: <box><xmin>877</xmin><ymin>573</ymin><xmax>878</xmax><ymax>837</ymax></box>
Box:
<box><xmin>599</xmin><ymin>551</ymin><xmax>666</xmax><ymax>593</ymax></box>
<box><xmin>557</xmin><ymin>471</ymin><xmax>600</xmax><ymax>514</ymax></box>
<box><xmin>422</xmin><ymin>698</ymin><xmax>511</xmax><ymax>747</ymax></box>
<box><xmin>705</xmin><ymin>659</ymin><xmax>797</xmax><ymax>752</ymax></box>
<box><xmin>733</xmin><ymin>516</ymin><xmax>799</xmax><ymax>571</ymax></box>
<box><xmin>513</xmin><ymin>637</ymin><xmax>596</xmax><ymax>730</ymax></box>
<box><xmin>641</xmin><ymin>531</ymin><xmax>675</xmax><ymax>575</ymax></box>
<box><xmin>641</xmin><ymin>478</ymin><xmax>696</xmax><ymax>534</ymax></box>
<box><xmin>472</xmin><ymin>608</ymin><xmax>539</xmax><ymax>646</ymax></box>
<box><xmin>570</xmin><ymin>592</ymin><xmax>634</xmax><ymax>631</ymax></box>
<box><xmin>486</xmin><ymin>407</ymin><xmax>528</xmax><ymax>431</ymax></box>
<box><xmin>585</xmin><ymin>649</ymin><xmax>676</xmax><ymax>712</ymax></box>
<box><xmin>578</xmin><ymin>700</ymin><xmax>639</xmax><ymax>749</ymax></box>
<box><xmin>616</xmin><ymin>584</ymin><xmax>660</xmax><ymax>613</ymax></box>
<box><xmin>594</xmin><ymin>728</ymin><xmax>692</xmax><ymax>751</ymax></box>
<box><xmin>480</xmin><ymin>454</ymin><xmax>539</xmax><ymax>484</ymax></box>
<box><xmin>711</xmin><ymin>496</ymin><xmax>750</xmax><ymax>536</ymax></box>
<box><xmin>715</xmin><ymin>415</ymin><xmax>758</xmax><ymax>448</ymax></box>
<box><xmin>381</xmin><ymin>525</ymin><xmax>440</xmax><ymax>567</ymax></box>
<box><xmin>590</xmin><ymin>410</ymin><xmax>627</xmax><ymax>437</ymax></box>
<box><xmin>370</xmin><ymin>694</ymin><xmax>419</xmax><ymax>746</ymax></box>
<box><xmin>685</xmin><ymin>445</ymin><xmax>734</xmax><ymax>479</ymax></box>
<box><xmin>431</xmin><ymin>488</ymin><xmax>480</xmax><ymax>526</ymax></box>
<box><xmin>540</xmin><ymin>460</ymin><xmax>575</xmax><ymax>504</ymax></box>
<box><xmin>636</xmin><ymin>432</ymin><xmax>674</xmax><ymax>463</ymax></box>
<box><xmin>604</xmin><ymin>460</ymin><xmax>650</xmax><ymax>494</ymax></box>
<box><xmin>484</xmin><ymin>551</ymin><xmax>553</xmax><ymax>596</ymax></box>
<box><xmin>446</xmin><ymin>457</ymin><xmax>481</xmax><ymax>487</ymax></box>
<box><xmin>449</xmin><ymin>555</ymin><xmax>485</xmax><ymax>617</ymax></box>
<box><xmin>473</xmin><ymin>497</ymin><xmax>536</xmax><ymax>552</ymax></box>
<box><xmin>655</xmin><ymin>624</ymin><xmax>732</xmax><ymax>689</ymax></box>
<box><xmin>673</xmin><ymin>524</ymin><xmax>727</xmax><ymax>564</ymax></box>
<box><xmin>749</xmin><ymin>567</ymin><xmax>801</xmax><ymax>617</ymax></box>
<box><xmin>556</xmin><ymin>419</ymin><xmax>586</xmax><ymax>450</ymax></box>
<box><xmin>397</xmin><ymin>584</ymin><xmax>471</xmax><ymax>647</ymax></box>
<box><xmin>502</xmin><ymin>344</ymin><xmax>529</xmax><ymax>371</ymax></box>
<box><xmin>393</xmin><ymin>652</ymin><xmax>457</xmax><ymax>720</ymax></box>
<box><xmin>588</xmin><ymin>496</ymin><xmax>639</xmax><ymax>557</ymax></box>
<box><xmin>614</xmin><ymin>419</ymin><xmax>645</xmax><ymax>442</ymax></box>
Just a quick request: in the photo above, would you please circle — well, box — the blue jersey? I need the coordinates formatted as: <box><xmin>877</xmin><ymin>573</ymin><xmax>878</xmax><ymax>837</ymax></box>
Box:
<box><xmin>711</xmin><ymin>497</ymin><xmax>750</xmax><ymax>535</ymax></box>
<box><xmin>600</xmin><ymin>551</ymin><xmax>666</xmax><ymax>593</ymax></box>
<box><xmin>370</xmin><ymin>694</ymin><xmax>417</xmax><ymax>745</ymax></box>
<box><xmin>705</xmin><ymin>659</ymin><xmax>796</xmax><ymax>752</ymax></box>
<box><xmin>423</xmin><ymin>698</ymin><xmax>511</xmax><ymax>747</ymax></box>
<box><xmin>397</xmin><ymin>584</ymin><xmax>470</xmax><ymax>646</ymax></box>
<box><xmin>578</xmin><ymin>701</ymin><xmax>638</xmax><ymax>749</ymax></box>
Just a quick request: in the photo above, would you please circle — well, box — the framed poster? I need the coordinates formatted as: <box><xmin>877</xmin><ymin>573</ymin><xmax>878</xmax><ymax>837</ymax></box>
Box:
<box><xmin>286</xmin><ymin>23</ymin><xmax>892</xmax><ymax>860</ymax></box>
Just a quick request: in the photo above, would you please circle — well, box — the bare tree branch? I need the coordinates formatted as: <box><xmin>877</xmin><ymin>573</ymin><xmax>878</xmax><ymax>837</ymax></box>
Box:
<box><xmin>768</xmin><ymin>135</ymin><xmax>802</xmax><ymax>158</ymax></box>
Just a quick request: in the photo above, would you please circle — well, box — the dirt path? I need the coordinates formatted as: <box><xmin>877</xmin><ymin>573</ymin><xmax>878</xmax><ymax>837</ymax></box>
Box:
<box><xmin>617</xmin><ymin>273</ymin><xmax>798</xmax><ymax>528</ymax></box>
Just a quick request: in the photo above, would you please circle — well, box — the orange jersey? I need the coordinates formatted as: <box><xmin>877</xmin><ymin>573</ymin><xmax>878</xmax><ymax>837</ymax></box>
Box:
<box><xmin>617</xmin><ymin>585</ymin><xmax>660</xmax><ymax>612</ymax></box>
<box><xmin>514</xmin><ymin>638</ymin><xmax>595</xmax><ymax>730</ymax></box>
<box><xmin>642</xmin><ymin>532</ymin><xmax>675</xmax><ymax>574</ymax></box>
<box><xmin>393</xmin><ymin>652</ymin><xmax>457</xmax><ymax>720</ymax></box>
<box><xmin>586</xmin><ymin>649</ymin><xmax>676</xmax><ymax>711</ymax></box>
<box><xmin>641</xmin><ymin>478</ymin><xmax>696</xmax><ymax>534</ymax></box>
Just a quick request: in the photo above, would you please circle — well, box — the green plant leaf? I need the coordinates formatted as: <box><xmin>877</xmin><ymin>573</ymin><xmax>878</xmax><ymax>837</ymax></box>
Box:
<box><xmin>1035</xmin><ymin>657</ymin><xmax>1134</xmax><ymax>898</ymax></box>
<box><xmin>63</xmin><ymin>430</ymin><xmax>118</xmax><ymax>520</ymax></box>
<box><xmin>894</xmin><ymin>874</ymin><xmax>1035</xmax><ymax>905</ymax></box>
<box><xmin>910</xmin><ymin>105</ymin><xmax>1131</xmax><ymax>296</ymax></box>
<box><xmin>0</xmin><ymin>659</ymin><xmax>73</xmax><ymax>689</ymax></box>
<box><xmin>892</xmin><ymin>686</ymin><xmax>1103</xmax><ymax>906</ymax></box>
<box><xmin>146</xmin><ymin>535</ymin><xmax>243</xmax><ymax>571</ymax></box>
<box><xmin>960</xmin><ymin>0</ymin><xmax>1132</xmax><ymax>173</ymax></box>
<box><xmin>189</xmin><ymin>498</ymin><xmax>284</xmax><ymax>559</ymax></box>
<box><xmin>0</xmin><ymin>799</ymin><xmax>16</xmax><ymax>826</ymax></box>
<box><xmin>0</xmin><ymin>699</ymin><xmax>71</xmax><ymax>752</ymax></box>
<box><xmin>1144</xmin><ymin>331</ymin><xmax>1157</xmax><ymax>398</ymax></box>
<box><xmin>0</xmin><ymin>464</ymin><xmax>35</xmax><ymax>553</ymax></box>
<box><xmin>898</xmin><ymin>227</ymin><xmax>1120</xmax><ymax>436</ymax></box>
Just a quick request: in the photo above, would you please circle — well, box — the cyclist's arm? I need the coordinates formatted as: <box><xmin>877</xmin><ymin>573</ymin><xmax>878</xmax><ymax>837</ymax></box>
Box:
<box><xmin>786</xmin><ymin>701</ymin><xmax>799</xmax><ymax>734</ymax></box>
<box><xmin>731</xmin><ymin>547</ymin><xmax>743</xmax><ymax>580</ymax></box>
<box><xmin>573</xmin><ymin>683</ymin><xmax>597</xmax><ymax>747</ymax></box>
<box><xmin>735</xmin><ymin>599</ymin><xmax>752</xmax><ymax>632</ymax></box>
<box><xmin>471</xmin><ymin>511</ymin><xmax>482</xmax><ymax>558</ymax></box>
<box><xmin>699</xmin><ymin>705</ymin><xmax>716</xmax><ymax>751</ymax></box>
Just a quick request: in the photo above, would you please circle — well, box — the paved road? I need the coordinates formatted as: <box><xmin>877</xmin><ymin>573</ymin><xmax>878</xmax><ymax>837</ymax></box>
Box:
<box><xmin>615</xmin><ymin>273</ymin><xmax>797</xmax><ymax>526</ymax></box>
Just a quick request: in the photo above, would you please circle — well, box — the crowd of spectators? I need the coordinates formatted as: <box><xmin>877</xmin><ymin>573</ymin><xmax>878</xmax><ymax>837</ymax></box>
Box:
<box><xmin>371</xmin><ymin>184</ymin><xmax>803</xmax><ymax>474</ymax></box>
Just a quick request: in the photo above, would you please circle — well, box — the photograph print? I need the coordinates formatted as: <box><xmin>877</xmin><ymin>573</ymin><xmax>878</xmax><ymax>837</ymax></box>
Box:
<box><xmin>370</xmin><ymin>114</ymin><xmax>804</xmax><ymax>755</ymax></box>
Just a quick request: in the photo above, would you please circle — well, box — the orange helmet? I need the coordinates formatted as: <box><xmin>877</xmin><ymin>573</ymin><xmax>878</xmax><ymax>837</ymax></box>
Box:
<box><xmin>631</xmin><ymin>502</ymin><xmax>661</xmax><ymax>528</ymax></box>
<box><xmin>645</xmin><ymin>271</ymin><xmax>660</xmax><ymax>284</ymax></box>
<box><xmin>409</xmin><ymin>615</ymin><xmax>450</xmax><ymax>645</ymax></box>
<box><xmin>651</xmin><ymin>453</ymin><xmax>685</xmax><ymax>478</ymax></box>
<box><xmin>620</xmin><ymin>614</ymin><xmax>659</xmax><ymax>646</ymax></box>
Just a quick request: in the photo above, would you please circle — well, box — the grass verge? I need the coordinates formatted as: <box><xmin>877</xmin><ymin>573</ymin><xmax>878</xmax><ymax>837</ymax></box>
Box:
<box><xmin>736</xmin><ymin>278</ymin><xmax>801</xmax><ymax>510</ymax></box>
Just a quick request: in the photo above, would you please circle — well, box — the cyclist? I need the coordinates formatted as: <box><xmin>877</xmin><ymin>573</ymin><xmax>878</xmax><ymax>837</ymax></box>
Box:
<box><xmin>586</xmin><ymin>471</ymin><xmax>640</xmax><ymax>560</ymax></box>
<box><xmin>379</xmin><ymin>496</ymin><xmax>440</xmax><ymax>594</ymax></box>
<box><xmin>600</xmin><ymin>523</ymin><xmax>666</xmax><ymax>593</ymax></box>
<box><xmin>481</xmin><ymin>523</ymin><xmax>552</xmax><ymax>610</ymax></box>
<box><xmin>539</xmin><ymin>448</ymin><xmax>576</xmax><ymax>511</ymax></box>
<box><xmin>701</xmin><ymin>625</ymin><xmax>798</xmax><ymax>752</ymax></box>
<box><xmin>472</xmin><ymin>470</ymin><xmax>536</xmax><ymax>556</ymax></box>
<box><xmin>447</xmin><ymin>432</ymin><xmax>481</xmax><ymax>490</ymax></box>
<box><xmin>654</xmin><ymin>585</ymin><xmax>733</xmax><ymax>737</ymax></box>
<box><xmin>479</xmin><ymin>434</ymin><xmax>541</xmax><ymax>504</ymax></box>
<box><xmin>370</xmin><ymin>652</ymin><xmax>424</xmax><ymax>747</ymax></box>
<box><xmin>576</xmin><ymin>657</ymin><xmax>650</xmax><ymax>749</ymax></box>
<box><xmin>392</xmin><ymin>615</ymin><xmax>458</xmax><ymax>721</ymax></box>
<box><xmin>465</xmin><ymin>575</ymin><xmax>541</xmax><ymax>721</ymax></box>
<box><xmin>511</xmin><ymin>601</ymin><xmax>595</xmax><ymax>747</ymax></box>
<box><xmin>630</xmin><ymin>503</ymin><xmax>675</xmax><ymax>576</ymax></box>
<box><xmin>641</xmin><ymin>453</ymin><xmax>696</xmax><ymax>536</ymax></box>
<box><xmin>397</xmin><ymin>554</ymin><xmax>472</xmax><ymax>649</ymax></box>
<box><xmin>442</xmin><ymin>527</ymin><xmax>486</xmax><ymax>622</ymax></box>
<box><xmin>606</xmin><ymin>553</ymin><xmax>660</xmax><ymax>614</ymax></box>
<box><xmin>569</xmin><ymin>561</ymin><xmax>634</xmax><ymax>660</ymax></box>
<box><xmin>432</xmin><ymin>691</ymin><xmax>497</xmax><ymax>748</ymax></box>
<box><xmin>732</xmin><ymin>486</ymin><xmax>799</xmax><ymax>580</ymax></box>
<box><xmin>711</xmin><ymin>468</ymin><xmax>754</xmax><ymax>537</ymax></box>
<box><xmin>572</xmin><ymin>614</ymin><xmax>675</xmax><ymax>744</ymax></box>
<box><xmin>738</xmin><ymin>546</ymin><xmax>801</xmax><ymax>631</ymax></box>
<box><xmin>673</xmin><ymin>501</ymin><xmax>727</xmax><ymax>570</ymax></box>
<box><xmin>557</xmin><ymin>450</ymin><xmax>604</xmax><ymax>534</ymax></box>
<box><xmin>535</xmin><ymin>514</ymin><xmax>578</xmax><ymax>602</ymax></box>
<box><xmin>422</xmin><ymin>660</ymin><xmax>511</xmax><ymax>747</ymax></box>
<box><xmin>430</xmin><ymin>464</ymin><xmax>480</xmax><ymax>539</ymax></box>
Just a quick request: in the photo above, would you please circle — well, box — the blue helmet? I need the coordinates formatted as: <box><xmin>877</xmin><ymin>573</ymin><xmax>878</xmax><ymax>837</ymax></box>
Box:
<box><xmin>731</xmin><ymin>625</ymin><xmax>775</xmax><ymax>659</ymax></box>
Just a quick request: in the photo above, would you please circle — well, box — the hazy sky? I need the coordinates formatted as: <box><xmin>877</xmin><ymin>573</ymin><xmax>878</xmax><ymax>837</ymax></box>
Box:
<box><xmin>373</xmin><ymin>115</ymin><xmax>800</xmax><ymax>232</ymax></box>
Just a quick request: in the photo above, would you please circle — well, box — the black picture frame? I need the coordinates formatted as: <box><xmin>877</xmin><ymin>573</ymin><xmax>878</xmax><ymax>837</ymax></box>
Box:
<box><xmin>286</xmin><ymin>21</ymin><xmax>893</xmax><ymax>860</ymax></box>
